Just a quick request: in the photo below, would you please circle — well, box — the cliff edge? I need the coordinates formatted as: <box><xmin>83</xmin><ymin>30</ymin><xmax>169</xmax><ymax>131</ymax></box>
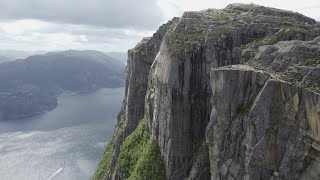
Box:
<box><xmin>95</xmin><ymin>4</ymin><xmax>320</xmax><ymax>180</ymax></box>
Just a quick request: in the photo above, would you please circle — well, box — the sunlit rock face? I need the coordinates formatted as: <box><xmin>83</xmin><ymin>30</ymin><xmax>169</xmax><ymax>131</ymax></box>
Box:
<box><xmin>102</xmin><ymin>3</ymin><xmax>320</xmax><ymax>180</ymax></box>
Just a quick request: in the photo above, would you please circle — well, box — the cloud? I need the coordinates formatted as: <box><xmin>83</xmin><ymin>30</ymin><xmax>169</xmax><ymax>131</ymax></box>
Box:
<box><xmin>0</xmin><ymin>0</ymin><xmax>164</xmax><ymax>30</ymax></box>
<box><xmin>0</xmin><ymin>19</ymin><xmax>154</xmax><ymax>52</ymax></box>
<box><xmin>0</xmin><ymin>0</ymin><xmax>320</xmax><ymax>52</ymax></box>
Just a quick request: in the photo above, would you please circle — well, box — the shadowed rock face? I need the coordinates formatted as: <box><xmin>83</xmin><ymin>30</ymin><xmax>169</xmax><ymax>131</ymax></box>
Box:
<box><xmin>208</xmin><ymin>66</ymin><xmax>320</xmax><ymax>180</ymax></box>
<box><xmin>104</xmin><ymin>18</ymin><xmax>179</xmax><ymax>179</ymax></box>
<box><xmin>103</xmin><ymin>3</ymin><xmax>320</xmax><ymax>180</ymax></box>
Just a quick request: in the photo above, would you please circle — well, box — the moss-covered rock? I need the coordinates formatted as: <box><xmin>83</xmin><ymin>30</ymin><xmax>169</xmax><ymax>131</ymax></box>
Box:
<box><xmin>129</xmin><ymin>141</ymin><xmax>166</xmax><ymax>180</ymax></box>
<box><xmin>116</xmin><ymin>119</ymin><xmax>150</xmax><ymax>179</ymax></box>
<box><xmin>92</xmin><ymin>140</ymin><xmax>114</xmax><ymax>180</ymax></box>
<box><xmin>234</xmin><ymin>100</ymin><xmax>254</xmax><ymax>118</ymax></box>
<box><xmin>115</xmin><ymin>119</ymin><xmax>166</xmax><ymax>180</ymax></box>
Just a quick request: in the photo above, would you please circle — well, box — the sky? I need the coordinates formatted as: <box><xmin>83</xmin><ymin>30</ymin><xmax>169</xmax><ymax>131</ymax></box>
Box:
<box><xmin>0</xmin><ymin>0</ymin><xmax>320</xmax><ymax>53</ymax></box>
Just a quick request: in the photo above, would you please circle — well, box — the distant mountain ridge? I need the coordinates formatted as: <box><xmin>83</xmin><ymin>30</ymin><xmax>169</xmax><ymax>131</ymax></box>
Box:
<box><xmin>0</xmin><ymin>50</ymin><xmax>31</xmax><ymax>60</ymax></box>
<box><xmin>106</xmin><ymin>52</ymin><xmax>127</xmax><ymax>64</ymax></box>
<box><xmin>0</xmin><ymin>55</ymin><xmax>12</xmax><ymax>63</ymax></box>
<box><xmin>0</xmin><ymin>50</ymin><xmax>125</xmax><ymax>120</ymax></box>
<box><xmin>0</xmin><ymin>50</ymin><xmax>125</xmax><ymax>92</ymax></box>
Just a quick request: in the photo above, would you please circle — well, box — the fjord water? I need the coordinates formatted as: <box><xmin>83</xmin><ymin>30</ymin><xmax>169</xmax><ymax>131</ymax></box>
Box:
<box><xmin>0</xmin><ymin>87</ymin><xmax>124</xmax><ymax>180</ymax></box>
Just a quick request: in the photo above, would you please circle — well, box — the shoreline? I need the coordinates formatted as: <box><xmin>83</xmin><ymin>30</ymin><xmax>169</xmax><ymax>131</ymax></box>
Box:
<box><xmin>1</xmin><ymin>86</ymin><xmax>125</xmax><ymax>121</ymax></box>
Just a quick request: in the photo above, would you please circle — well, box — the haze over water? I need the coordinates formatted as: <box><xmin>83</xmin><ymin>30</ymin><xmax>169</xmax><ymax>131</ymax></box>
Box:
<box><xmin>0</xmin><ymin>87</ymin><xmax>124</xmax><ymax>180</ymax></box>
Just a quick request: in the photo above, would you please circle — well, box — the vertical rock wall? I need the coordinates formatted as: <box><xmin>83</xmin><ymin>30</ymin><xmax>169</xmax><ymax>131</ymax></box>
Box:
<box><xmin>101</xmin><ymin>4</ymin><xmax>320</xmax><ymax>180</ymax></box>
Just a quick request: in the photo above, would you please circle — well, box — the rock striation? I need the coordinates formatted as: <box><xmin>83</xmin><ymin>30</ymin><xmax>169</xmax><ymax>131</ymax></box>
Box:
<box><xmin>96</xmin><ymin>3</ymin><xmax>320</xmax><ymax>180</ymax></box>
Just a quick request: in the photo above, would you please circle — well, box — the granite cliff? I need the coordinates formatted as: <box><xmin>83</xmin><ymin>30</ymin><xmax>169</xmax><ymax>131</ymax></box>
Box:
<box><xmin>95</xmin><ymin>4</ymin><xmax>320</xmax><ymax>180</ymax></box>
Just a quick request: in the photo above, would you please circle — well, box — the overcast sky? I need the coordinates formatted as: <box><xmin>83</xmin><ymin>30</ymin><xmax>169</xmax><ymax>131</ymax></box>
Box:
<box><xmin>0</xmin><ymin>0</ymin><xmax>319</xmax><ymax>53</ymax></box>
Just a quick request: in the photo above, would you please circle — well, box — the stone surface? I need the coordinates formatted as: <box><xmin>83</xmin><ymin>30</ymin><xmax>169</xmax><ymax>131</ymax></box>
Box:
<box><xmin>207</xmin><ymin>66</ymin><xmax>320</xmax><ymax>179</ymax></box>
<box><xmin>102</xmin><ymin>3</ymin><xmax>320</xmax><ymax>180</ymax></box>
<box><xmin>105</xmin><ymin>17</ymin><xmax>179</xmax><ymax>179</ymax></box>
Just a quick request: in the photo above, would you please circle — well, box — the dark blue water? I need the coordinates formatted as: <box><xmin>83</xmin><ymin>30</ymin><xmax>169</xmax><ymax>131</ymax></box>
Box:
<box><xmin>0</xmin><ymin>88</ymin><xmax>124</xmax><ymax>180</ymax></box>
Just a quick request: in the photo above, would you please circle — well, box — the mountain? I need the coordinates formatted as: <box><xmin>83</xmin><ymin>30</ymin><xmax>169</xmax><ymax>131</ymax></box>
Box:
<box><xmin>106</xmin><ymin>52</ymin><xmax>127</xmax><ymax>64</ymax></box>
<box><xmin>0</xmin><ymin>50</ymin><xmax>31</xmax><ymax>60</ymax></box>
<box><xmin>0</xmin><ymin>85</ymin><xmax>57</xmax><ymax>120</ymax></box>
<box><xmin>0</xmin><ymin>50</ymin><xmax>125</xmax><ymax>92</ymax></box>
<box><xmin>0</xmin><ymin>50</ymin><xmax>125</xmax><ymax>120</ymax></box>
<box><xmin>95</xmin><ymin>4</ymin><xmax>320</xmax><ymax>180</ymax></box>
<box><xmin>0</xmin><ymin>55</ymin><xmax>12</xmax><ymax>63</ymax></box>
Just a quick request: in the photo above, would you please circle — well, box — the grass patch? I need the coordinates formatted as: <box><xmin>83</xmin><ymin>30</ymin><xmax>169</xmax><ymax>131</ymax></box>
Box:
<box><xmin>268</xmin><ymin>30</ymin><xmax>287</xmax><ymax>45</ymax></box>
<box><xmin>93</xmin><ymin>118</ymin><xmax>166</xmax><ymax>180</ymax></box>
<box><xmin>115</xmin><ymin>119</ymin><xmax>166</xmax><ymax>179</ymax></box>
<box><xmin>168</xmin><ymin>32</ymin><xmax>204</xmax><ymax>60</ymax></box>
<box><xmin>129</xmin><ymin>141</ymin><xmax>166</xmax><ymax>180</ymax></box>
<box><xmin>93</xmin><ymin>118</ymin><xmax>127</xmax><ymax>179</ymax></box>
<box><xmin>92</xmin><ymin>140</ymin><xmax>114</xmax><ymax>180</ymax></box>
<box><xmin>241</xmin><ymin>13</ymin><xmax>253</xmax><ymax>23</ymax></box>
<box><xmin>216</xmin><ymin>13</ymin><xmax>230</xmax><ymax>21</ymax></box>
<box><xmin>117</xmin><ymin>119</ymin><xmax>150</xmax><ymax>179</ymax></box>
<box><xmin>243</xmin><ymin>26</ymin><xmax>314</xmax><ymax>51</ymax></box>
<box><xmin>269</xmin><ymin>27</ymin><xmax>313</xmax><ymax>45</ymax></box>
<box><xmin>168</xmin><ymin>10</ymin><xmax>230</xmax><ymax>60</ymax></box>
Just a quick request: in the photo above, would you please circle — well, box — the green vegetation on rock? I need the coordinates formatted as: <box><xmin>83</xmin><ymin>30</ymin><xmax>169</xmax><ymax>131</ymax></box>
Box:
<box><xmin>116</xmin><ymin>119</ymin><xmax>166</xmax><ymax>180</ymax></box>
<box><xmin>241</xmin><ymin>13</ymin><xmax>253</xmax><ymax>23</ymax></box>
<box><xmin>215</xmin><ymin>13</ymin><xmax>230</xmax><ymax>21</ymax></box>
<box><xmin>93</xmin><ymin>118</ymin><xmax>127</xmax><ymax>180</ymax></box>
<box><xmin>308</xmin><ymin>80</ymin><xmax>320</xmax><ymax>92</ymax></box>
<box><xmin>92</xmin><ymin>140</ymin><xmax>114</xmax><ymax>180</ymax></box>
<box><xmin>117</xmin><ymin>119</ymin><xmax>150</xmax><ymax>179</ymax></box>
<box><xmin>243</xmin><ymin>25</ymin><xmax>315</xmax><ymax>51</ymax></box>
<box><xmin>168</xmin><ymin>10</ymin><xmax>231</xmax><ymax>60</ymax></box>
<box><xmin>129</xmin><ymin>141</ymin><xmax>166</xmax><ymax>180</ymax></box>
<box><xmin>235</xmin><ymin>100</ymin><xmax>254</xmax><ymax>118</ymax></box>
<box><xmin>168</xmin><ymin>28</ymin><xmax>205</xmax><ymax>60</ymax></box>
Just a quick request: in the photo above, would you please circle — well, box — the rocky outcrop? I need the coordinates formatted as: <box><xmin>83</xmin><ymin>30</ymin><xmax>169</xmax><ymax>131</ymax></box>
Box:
<box><xmin>207</xmin><ymin>65</ymin><xmax>320</xmax><ymax>179</ymax></box>
<box><xmin>97</xmin><ymin>18</ymin><xmax>179</xmax><ymax>179</ymax></box>
<box><xmin>98</xmin><ymin>3</ymin><xmax>320</xmax><ymax>180</ymax></box>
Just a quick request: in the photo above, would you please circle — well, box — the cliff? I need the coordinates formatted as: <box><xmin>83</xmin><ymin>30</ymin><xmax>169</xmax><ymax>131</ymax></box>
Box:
<box><xmin>95</xmin><ymin>4</ymin><xmax>320</xmax><ymax>180</ymax></box>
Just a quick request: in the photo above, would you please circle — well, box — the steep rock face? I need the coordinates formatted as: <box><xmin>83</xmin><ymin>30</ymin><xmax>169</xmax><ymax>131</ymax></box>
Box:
<box><xmin>145</xmin><ymin>3</ymin><xmax>319</xmax><ymax>179</ymax></box>
<box><xmin>207</xmin><ymin>66</ymin><xmax>269</xmax><ymax>179</ymax></box>
<box><xmin>105</xmin><ymin>18</ymin><xmax>179</xmax><ymax>179</ymax></box>
<box><xmin>100</xmin><ymin>3</ymin><xmax>320</xmax><ymax>180</ymax></box>
<box><xmin>207</xmin><ymin>65</ymin><xmax>320</xmax><ymax>179</ymax></box>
